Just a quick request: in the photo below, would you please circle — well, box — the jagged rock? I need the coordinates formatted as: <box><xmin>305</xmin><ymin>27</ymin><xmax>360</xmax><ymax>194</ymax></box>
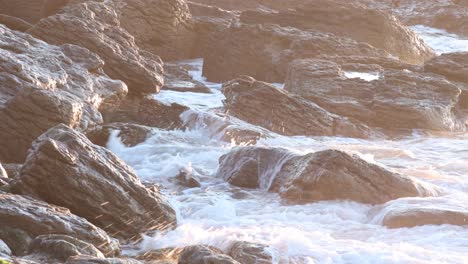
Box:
<box><xmin>0</xmin><ymin>15</ymin><xmax>33</xmax><ymax>32</ymax></box>
<box><xmin>203</xmin><ymin>23</ymin><xmax>387</xmax><ymax>83</ymax></box>
<box><xmin>284</xmin><ymin>58</ymin><xmax>465</xmax><ymax>132</ymax></box>
<box><xmin>222</xmin><ymin>76</ymin><xmax>375</xmax><ymax>138</ymax></box>
<box><xmin>66</xmin><ymin>255</ymin><xmax>143</xmax><ymax>264</ymax></box>
<box><xmin>102</xmin><ymin>97</ymin><xmax>189</xmax><ymax>130</ymax></box>
<box><xmin>175</xmin><ymin>169</ymin><xmax>201</xmax><ymax>188</ymax></box>
<box><xmin>11</xmin><ymin>125</ymin><xmax>177</xmax><ymax>239</ymax></box>
<box><xmin>377</xmin><ymin>197</ymin><xmax>468</xmax><ymax>228</ymax></box>
<box><xmin>217</xmin><ymin>147</ymin><xmax>438</xmax><ymax>204</ymax></box>
<box><xmin>87</xmin><ymin>123</ymin><xmax>153</xmax><ymax>148</ymax></box>
<box><xmin>240</xmin><ymin>1</ymin><xmax>435</xmax><ymax>64</ymax></box>
<box><xmin>0</xmin><ymin>192</ymin><xmax>119</xmax><ymax>256</ymax></box>
<box><xmin>0</xmin><ymin>24</ymin><xmax>127</xmax><ymax>163</ymax></box>
<box><xmin>424</xmin><ymin>52</ymin><xmax>468</xmax><ymax>84</ymax></box>
<box><xmin>271</xmin><ymin>149</ymin><xmax>438</xmax><ymax>204</ymax></box>
<box><xmin>134</xmin><ymin>247</ymin><xmax>181</xmax><ymax>263</ymax></box>
<box><xmin>163</xmin><ymin>63</ymin><xmax>211</xmax><ymax>94</ymax></box>
<box><xmin>28</xmin><ymin>1</ymin><xmax>164</xmax><ymax>95</ymax></box>
<box><xmin>228</xmin><ymin>241</ymin><xmax>272</xmax><ymax>264</ymax></box>
<box><xmin>178</xmin><ymin>245</ymin><xmax>240</xmax><ymax>264</ymax></box>
<box><xmin>217</xmin><ymin>147</ymin><xmax>292</xmax><ymax>189</ymax></box>
<box><xmin>28</xmin><ymin>235</ymin><xmax>104</xmax><ymax>262</ymax></box>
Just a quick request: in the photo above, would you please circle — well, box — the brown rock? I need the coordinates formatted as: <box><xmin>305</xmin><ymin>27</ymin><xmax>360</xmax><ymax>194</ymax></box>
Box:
<box><xmin>240</xmin><ymin>1</ymin><xmax>435</xmax><ymax>64</ymax></box>
<box><xmin>28</xmin><ymin>1</ymin><xmax>164</xmax><ymax>95</ymax></box>
<box><xmin>0</xmin><ymin>192</ymin><xmax>120</xmax><ymax>256</ymax></box>
<box><xmin>222</xmin><ymin>76</ymin><xmax>375</xmax><ymax>138</ymax></box>
<box><xmin>66</xmin><ymin>255</ymin><xmax>143</xmax><ymax>264</ymax></box>
<box><xmin>178</xmin><ymin>245</ymin><xmax>240</xmax><ymax>264</ymax></box>
<box><xmin>87</xmin><ymin>123</ymin><xmax>153</xmax><ymax>148</ymax></box>
<box><xmin>0</xmin><ymin>0</ymin><xmax>69</xmax><ymax>23</ymax></box>
<box><xmin>284</xmin><ymin>58</ymin><xmax>464</xmax><ymax>132</ymax></box>
<box><xmin>11</xmin><ymin>125</ymin><xmax>177</xmax><ymax>239</ymax></box>
<box><xmin>228</xmin><ymin>241</ymin><xmax>272</xmax><ymax>264</ymax></box>
<box><xmin>0</xmin><ymin>14</ymin><xmax>33</xmax><ymax>32</ymax></box>
<box><xmin>0</xmin><ymin>24</ymin><xmax>127</xmax><ymax>163</ymax></box>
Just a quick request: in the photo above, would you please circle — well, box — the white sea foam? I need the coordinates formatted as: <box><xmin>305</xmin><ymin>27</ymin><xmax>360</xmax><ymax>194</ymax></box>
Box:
<box><xmin>411</xmin><ymin>25</ymin><xmax>468</xmax><ymax>54</ymax></box>
<box><xmin>107</xmin><ymin>55</ymin><xmax>468</xmax><ymax>263</ymax></box>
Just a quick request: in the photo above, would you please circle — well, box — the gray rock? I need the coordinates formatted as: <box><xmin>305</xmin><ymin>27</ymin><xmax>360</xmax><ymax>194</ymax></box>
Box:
<box><xmin>0</xmin><ymin>24</ymin><xmax>127</xmax><ymax>163</ymax></box>
<box><xmin>11</xmin><ymin>125</ymin><xmax>177</xmax><ymax>239</ymax></box>
<box><xmin>0</xmin><ymin>192</ymin><xmax>120</xmax><ymax>256</ymax></box>
<box><xmin>28</xmin><ymin>1</ymin><xmax>164</xmax><ymax>95</ymax></box>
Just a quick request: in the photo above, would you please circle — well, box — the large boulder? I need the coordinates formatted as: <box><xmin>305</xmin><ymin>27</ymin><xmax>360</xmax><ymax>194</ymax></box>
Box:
<box><xmin>284</xmin><ymin>58</ymin><xmax>465</xmax><ymax>132</ymax></box>
<box><xmin>217</xmin><ymin>147</ymin><xmax>438</xmax><ymax>205</ymax></box>
<box><xmin>222</xmin><ymin>76</ymin><xmax>375</xmax><ymax>138</ymax></box>
<box><xmin>202</xmin><ymin>23</ymin><xmax>387</xmax><ymax>83</ymax></box>
<box><xmin>376</xmin><ymin>197</ymin><xmax>468</xmax><ymax>228</ymax></box>
<box><xmin>0</xmin><ymin>24</ymin><xmax>127</xmax><ymax>163</ymax></box>
<box><xmin>228</xmin><ymin>241</ymin><xmax>272</xmax><ymax>264</ymax></box>
<box><xmin>240</xmin><ymin>1</ymin><xmax>435</xmax><ymax>64</ymax></box>
<box><xmin>178</xmin><ymin>245</ymin><xmax>240</xmax><ymax>264</ymax></box>
<box><xmin>0</xmin><ymin>192</ymin><xmax>119</xmax><ymax>256</ymax></box>
<box><xmin>28</xmin><ymin>1</ymin><xmax>164</xmax><ymax>95</ymax></box>
<box><xmin>11</xmin><ymin>125</ymin><xmax>177</xmax><ymax>239</ymax></box>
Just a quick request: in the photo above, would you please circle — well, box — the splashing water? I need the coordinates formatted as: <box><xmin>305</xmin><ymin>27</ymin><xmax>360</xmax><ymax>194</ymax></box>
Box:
<box><xmin>108</xmin><ymin>42</ymin><xmax>468</xmax><ymax>263</ymax></box>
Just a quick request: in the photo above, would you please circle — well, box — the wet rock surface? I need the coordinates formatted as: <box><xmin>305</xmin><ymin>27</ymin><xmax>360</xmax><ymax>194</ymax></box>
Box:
<box><xmin>228</xmin><ymin>241</ymin><xmax>273</xmax><ymax>264</ymax></box>
<box><xmin>284</xmin><ymin>58</ymin><xmax>465</xmax><ymax>132</ymax></box>
<box><xmin>87</xmin><ymin>123</ymin><xmax>153</xmax><ymax>148</ymax></box>
<box><xmin>0</xmin><ymin>24</ymin><xmax>127</xmax><ymax>163</ymax></box>
<box><xmin>178</xmin><ymin>245</ymin><xmax>240</xmax><ymax>264</ymax></box>
<box><xmin>202</xmin><ymin>23</ymin><xmax>386</xmax><ymax>83</ymax></box>
<box><xmin>0</xmin><ymin>192</ymin><xmax>119</xmax><ymax>256</ymax></box>
<box><xmin>28</xmin><ymin>1</ymin><xmax>164</xmax><ymax>95</ymax></box>
<box><xmin>11</xmin><ymin>125</ymin><xmax>177</xmax><ymax>240</ymax></box>
<box><xmin>240</xmin><ymin>0</ymin><xmax>435</xmax><ymax>64</ymax></box>
<box><xmin>222</xmin><ymin>76</ymin><xmax>375</xmax><ymax>138</ymax></box>
<box><xmin>65</xmin><ymin>255</ymin><xmax>143</xmax><ymax>264</ymax></box>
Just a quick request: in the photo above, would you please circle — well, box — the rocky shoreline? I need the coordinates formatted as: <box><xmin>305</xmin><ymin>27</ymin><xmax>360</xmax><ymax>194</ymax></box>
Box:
<box><xmin>0</xmin><ymin>0</ymin><xmax>467</xmax><ymax>263</ymax></box>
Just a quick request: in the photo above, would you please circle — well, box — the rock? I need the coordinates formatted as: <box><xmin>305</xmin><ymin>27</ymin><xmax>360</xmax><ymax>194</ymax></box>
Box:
<box><xmin>134</xmin><ymin>247</ymin><xmax>181</xmax><ymax>263</ymax></box>
<box><xmin>112</xmin><ymin>0</ymin><xmax>194</xmax><ymax>61</ymax></box>
<box><xmin>0</xmin><ymin>192</ymin><xmax>119</xmax><ymax>256</ymax></box>
<box><xmin>284</xmin><ymin>58</ymin><xmax>465</xmax><ymax>132</ymax></box>
<box><xmin>377</xmin><ymin>197</ymin><xmax>468</xmax><ymax>228</ymax></box>
<box><xmin>176</xmin><ymin>169</ymin><xmax>201</xmax><ymax>188</ymax></box>
<box><xmin>178</xmin><ymin>245</ymin><xmax>240</xmax><ymax>264</ymax></box>
<box><xmin>102</xmin><ymin>97</ymin><xmax>189</xmax><ymax>130</ymax></box>
<box><xmin>187</xmin><ymin>0</ymin><xmax>304</xmax><ymax>11</ymax></box>
<box><xmin>0</xmin><ymin>14</ymin><xmax>33</xmax><ymax>32</ymax></box>
<box><xmin>163</xmin><ymin>63</ymin><xmax>211</xmax><ymax>94</ymax></box>
<box><xmin>28</xmin><ymin>235</ymin><xmax>104</xmax><ymax>262</ymax></box>
<box><xmin>11</xmin><ymin>125</ymin><xmax>177</xmax><ymax>240</ymax></box>
<box><xmin>240</xmin><ymin>1</ymin><xmax>435</xmax><ymax>64</ymax></box>
<box><xmin>222</xmin><ymin>76</ymin><xmax>375</xmax><ymax>138</ymax></box>
<box><xmin>0</xmin><ymin>239</ymin><xmax>11</xmax><ymax>256</ymax></box>
<box><xmin>0</xmin><ymin>0</ymin><xmax>69</xmax><ymax>23</ymax></box>
<box><xmin>65</xmin><ymin>255</ymin><xmax>143</xmax><ymax>264</ymax></box>
<box><xmin>0</xmin><ymin>24</ymin><xmax>127</xmax><ymax>163</ymax></box>
<box><xmin>271</xmin><ymin>149</ymin><xmax>438</xmax><ymax>204</ymax></box>
<box><xmin>217</xmin><ymin>147</ymin><xmax>292</xmax><ymax>189</ymax></box>
<box><xmin>87</xmin><ymin>123</ymin><xmax>153</xmax><ymax>148</ymax></box>
<box><xmin>28</xmin><ymin>1</ymin><xmax>164</xmax><ymax>95</ymax></box>
<box><xmin>203</xmin><ymin>23</ymin><xmax>387</xmax><ymax>83</ymax></box>
<box><xmin>228</xmin><ymin>241</ymin><xmax>272</xmax><ymax>264</ymax></box>
<box><xmin>1</xmin><ymin>164</ymin><xmax>21</xmax><ymax>179</ymax></box>
<box><xmin>424</xmin><ymin>52</ymin><xmax>468</xmax><ymax>84</ymax></box>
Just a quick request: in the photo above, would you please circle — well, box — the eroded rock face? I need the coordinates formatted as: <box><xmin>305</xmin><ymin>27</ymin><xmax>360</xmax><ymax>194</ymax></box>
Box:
<box><xmin>0</xmin><ymin>192</ymin><xmax>119</xmax><ymax>256</ymax></box>
<box><xmin>284</xmin><ymin>58</ymin><xmax>464</xmax><ymax>132</ymax></box>
<box><xmin>11</xmin><ymin>125</ymin><xmax>177</xmax><ymax>239</ymax></box>
<box><xmin>28</xmin><ymin>235</ymin><xmax>104</xmax><ymax>262</ymax></box>
<box><xmin>178</xmin><ymin>245</ymin><xmax>240</xmax><ymax>264</ymax></box>
<box><xmin>240</xmin><ymin>1</ymin><xmax>435</xmax><ymax>64</ymax></box>
<box><xmin>202</xmin><ymin>23</ymin><xmax>387</xmax><ymax>83</ymax></box>
<box><xmin>222</xmin><ymin>76</ymin><xmax>375</xmax><ymax>138</ymax></box>
<box><xmin>0</xmin><ymin>24</ymin><xmax>127</xmax><ymax>163</ymax></box>
<box><xmin>272</xmin><ymin>149</ymin><xmax>438</xmax><ymax>204</ymax></box>
<box><xmin>0</xmin><ymin>14</ymin><xmax>33</xmax><ymax>32</ymax></box>
<box><xmin>28</xmin><ymin>1</ymin><xmax>164</xmax><ymax>95</ymax></box>
<box><xmin>217</xmin><ymin>148</ymin><xmax>438</xmax><ymax>205</ymax></box>
<box><xmin>378</xmin><ymin>197</ymin><xmax>468</xmax><ymax>228</ymax></box>
<box><xmin>228</xmin><ymin>241</ymin><xmax>272</xmax><ymax>264</ymax></box>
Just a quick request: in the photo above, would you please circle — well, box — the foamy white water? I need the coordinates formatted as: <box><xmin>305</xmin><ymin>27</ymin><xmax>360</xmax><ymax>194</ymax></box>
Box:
<box><xmin>411</xmin><ymin>25</ymin><xmax>468</xmax><ymax>54</ymax></box>
<box><xmin>108</xmin><ymin>57</ymin><xmax>468</xmax><ymax>263</ymax></box>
